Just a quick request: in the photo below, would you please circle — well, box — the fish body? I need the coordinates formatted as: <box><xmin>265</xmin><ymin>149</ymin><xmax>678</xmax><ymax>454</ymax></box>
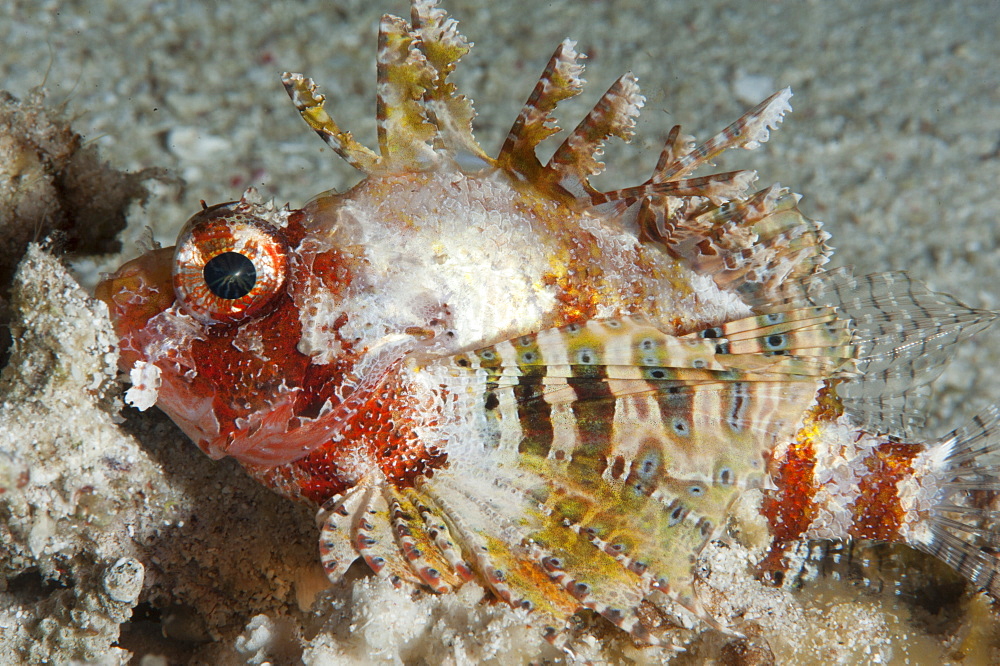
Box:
<box><xmin>96</xmin><ymin>0</ymin><xmax>1000</xmax><ymax>649</ymax></box>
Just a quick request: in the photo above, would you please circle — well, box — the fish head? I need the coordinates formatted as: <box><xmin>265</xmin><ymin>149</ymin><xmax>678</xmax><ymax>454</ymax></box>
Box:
<box><xmin>95</xmin><ymin>189</ymin><xmax>373</xmax><ymax>468</ymax></box>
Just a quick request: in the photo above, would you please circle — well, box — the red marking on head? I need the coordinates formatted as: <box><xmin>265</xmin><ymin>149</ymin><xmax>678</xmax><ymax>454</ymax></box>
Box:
<box><xmin>848</xmin><ymin>441</ymin><xmax>922</xmax><ymax>542</ymax></box>
<box><xmin>95</xmin><ymin>247</ymin><xmax>176</xmax><ymax>369</ymax></box>
<box><xmin>234</xmin><ymin>357</ymin><xmax>449</xmax><ymax>505</ymax></box>
<box><xmin>309</xmin><ymin>248</ymin><xmax>353</xmax><ymax>296</ymax></box>
<box><xmin>98</xmin><ymin>196</ymin><xmax>449</xmax><ymax>505</ymax></box>
<box><xmin>186</xmin><ymin>293</ymin><xmax>312</xmax><ymax>429</ymax></box>
<box><xmin>346</xmin><ymin>376</ymin><xmax>448</xmax><ymax>485</ymax></box>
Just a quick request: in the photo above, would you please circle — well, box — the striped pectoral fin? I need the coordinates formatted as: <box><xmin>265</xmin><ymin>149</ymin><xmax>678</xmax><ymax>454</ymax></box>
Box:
<box><xmin>529</xmin><ymin>514</ymin><xmax>661</xmax><ymax>643</ymax></box>
<box><xmin>755</xmin><ymin>268</ymin><xmax>1000</xmax><ymax>436</ymax></box>
<box><xmin>832</xmin><ymin>272</ymin><xmax>997</xmax><ymax>436</ymax></box>
<box><xmin>427</xmin><ymin>465</ymin><xmax>680</xmax><ymax>646</ymax></box>
<box><xmin>416</xmin><ymin>474</ymin><xmax>585</xmax><ymax>643</ymax></box>
<box><xmin>533</xmin><ymin>450</ymin><xmax>745</xmax><ymax>632</ymax></box>
<box><xmin>402</xmin><ymin>486</ymin><xmax>476</xmax><ymax>583</ymax></box>
<box><xmin>465</xmin><ymin>311</ymin><xmax>854</xmax><ymax>385</ymax></box>
<box><xmin>317</xmin><ymin>481</ymin><xmax>373</xmax><ymax>583</ymax></box>
<box><xmin>418</xmin><ymin>312</ymin><xmax>849</xmax><ymax>638</ymax></box>
<box><xmin>487</xmin><ymin>387</ymin><xmax>770</xmax><ymax>634</ymax></box>
<box><xmin>682</xmin><ymin>308</ymin><xmax>857</xmax><ymax>378</ymax></box>
<box><xmin>316</xmin><ymin>475</ymin><xmax>472</xmax><ymax>592</ymax></box>
<box><xmin>447</xmin><ymin>315</ymin><xmax>837</xmax><ymax>485</ymax></box>
<box><xmin>633</xmin><ymin>482</ymin><xmax>739</xmax><ymax>624</ymax></box>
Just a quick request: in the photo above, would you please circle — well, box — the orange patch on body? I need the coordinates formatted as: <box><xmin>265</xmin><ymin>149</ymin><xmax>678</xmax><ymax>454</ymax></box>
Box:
<box><xmin>848</xmin><ymin>441</ymin><xmax>922</xmax><ymax>541</ymax></box>
<box><xmin>762</xmin><ymin>438</ymin><xmax>819</xmax><ymax>544</ymax></box>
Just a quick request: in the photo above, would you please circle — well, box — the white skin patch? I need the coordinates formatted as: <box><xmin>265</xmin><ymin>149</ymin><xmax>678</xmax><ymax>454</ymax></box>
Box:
<box><xmin>804</xmin><ymin>416</ymin><xmax>881</xmax><ymax>540</ymax></box>
<box><xmin>896</xmin><ymin>439</ymin><xmax>951</xmax><ymax>545</ymax></box>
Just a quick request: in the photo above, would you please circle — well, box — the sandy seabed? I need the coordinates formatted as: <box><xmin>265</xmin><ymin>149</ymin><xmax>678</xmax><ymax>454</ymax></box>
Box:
<box><xmin>1</xmin><ymin>0</ymin><xmax>999</xmax><ymax>663</ymax></box>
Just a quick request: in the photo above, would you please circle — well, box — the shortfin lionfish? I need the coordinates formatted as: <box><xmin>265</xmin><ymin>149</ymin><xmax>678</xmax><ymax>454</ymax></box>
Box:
<box><xmin>96</xmin><ymin>0</ymin><xmax>1000</xmax><ymax>651</ymax></box>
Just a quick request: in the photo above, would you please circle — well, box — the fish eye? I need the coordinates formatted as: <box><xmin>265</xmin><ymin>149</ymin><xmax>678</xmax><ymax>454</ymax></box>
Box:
<box><xmin>173</xmin><ymin>203</ymin><xmax>290</xmax><ymax>325</ymax></box>
<box><xmin>203</xmin><ymin>252</ymin><xmax>257</xmax><ymax>299</ymax></box>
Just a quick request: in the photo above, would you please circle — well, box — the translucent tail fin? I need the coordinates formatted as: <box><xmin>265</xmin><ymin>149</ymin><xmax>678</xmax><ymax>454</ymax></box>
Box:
<box><xmin>915</xmin><ymin>407</ymin><xmax>1000</xmax><ymax>597</ymax></box>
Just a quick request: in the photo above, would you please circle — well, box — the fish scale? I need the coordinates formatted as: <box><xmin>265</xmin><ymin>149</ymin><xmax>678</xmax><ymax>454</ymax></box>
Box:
<box><xmin>95</xmin><ymin>0</ymin><xmax>1000</xmax><ymax>654</ymax></box>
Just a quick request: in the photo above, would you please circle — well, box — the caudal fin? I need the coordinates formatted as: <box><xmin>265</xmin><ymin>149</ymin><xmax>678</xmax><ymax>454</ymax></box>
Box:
<box><xmin>915</xmin><ymin>407</ymin><xmax>1000</xmax><ymax>597</ymax></box>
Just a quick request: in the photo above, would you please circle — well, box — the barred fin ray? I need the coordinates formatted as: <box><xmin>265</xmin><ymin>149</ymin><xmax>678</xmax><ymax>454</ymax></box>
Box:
<box><xmin>402</xmin><ymin>487</ymin><xmax>476</xmax><ymax>582</ymax></box>
<box><xmin>318</xmin><ymin>475</ymin><xmax>483</xmax><ymax>593</ymax></box>
<box><xmin>530</xmin><ymin>449</ymin><xmax>743</xmax><ymax>635</ymax></box>
<box><xmin>418</xmin><ymin>474</ymin><xmax>581</xmax><ymax>645</ymax></box>
<box><xmin>384</xmin><ymin>486</ymin><xmax>463</xmax><ymax>592</ymax></box>
<box><xmin>281</xmin><ymin>73</ymin><xmax>381</xmax><ymax>173</ymax></box>
<box><xmin>497</xmin><ymin>40</ymin><xmax>585</xmax><ymax>177</ymax></box>
<box><xmin>316</xmin><ymin>480</ymin><xmax>374</xmax><ymax>582</ymax></box>
<box><xmin>531</xmin><ymin>512</ymin><xmax>657</xmax><ymax>643</ymax></box>
<box><xmin>376</xmin><ymin>14</ymin><xmax>438</xmax><ymax>168</ymax></box>
<box><xmin>588</xmin><ymin>170</ymin><xmax>758</xmax><ymax>209</ymax></box>
<box><xmin>658</xmin><ymin>88</ymin><xmax>793</xmax><ymax>182</ymax></box>
<box><xmin>651</xmin><ymin>125</ymin><xmax>696</xmax><ymax>182</ymax></box>
<box><xmin>590</xmin><ymin>90</ymin><xmax>789</xmax><ymax>218</ymax></box>
<box><xmin>579</xmin><ymin>89</ymin><xmax>790</xmax><ymax>219</ymax></box>
<box><xmin>353</xmin><ymin>476</ymin><xmax>424</xmax><ymax>587</ymax></box>
<box><xmin>434</xmin><ymin>466</ymin><xmax>669</xmax><ymax>645</ymax></box>
<box><xmin>645</xmin><ymin>183</ymin><xmax>786</xmax><ymax>246</ymax></box>
<box><xmin>547</xmin><ymin>73</ymin><xmax>645</xmax><ymax>194</ymax></box>
<box><xmin>640</xmin><ymin>185</ymin><xmax>831</xmax><ymax>304</ymax></box>
<box><xmin>630</xmin><ymin>127</ymin><xmax>695</xmax><ymax>243</ymax></box>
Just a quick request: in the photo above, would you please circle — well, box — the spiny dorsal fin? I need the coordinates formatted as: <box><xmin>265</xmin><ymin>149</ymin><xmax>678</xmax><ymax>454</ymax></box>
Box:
<box><xmin>584</xmin><ymin>88</ymin><xmax>792</xmax><ymax>213</ymax></box>
<box><xmin>497</xmin><ymin>40</ymin><xmax>585</xmax><ymax>178</ymax></box>
<box><xmin>547</xmin><ymin>73</ymin><xmax>645</xmax><ymax>195</ymax></box>
<box><xmin>651</xmin><ymin>125</ymin><xmax>695</xmax><ymax>183</ymax></box>
<box><xmin>640</xmin><ymin>185</ymin><xmax>831</xmax><ymax>304</ymax></box>
<box><xmin>376</xmin><ymin>14</ymin><xmax>439</xmax><ymax>169</ymax></box>
<box><xmin>588</xmin><ymin>170</ymin><xmax>758</xmax><ymax>211</ymax></box>
<box><xmin>410</xmin><ymin>0</ymin><xmax>487</xmax><ymax>163</ymax></box>
<box><xmin>282</xmin><ymin>73</ymin><xmax>381</xmax><ymax>174</ymax></box>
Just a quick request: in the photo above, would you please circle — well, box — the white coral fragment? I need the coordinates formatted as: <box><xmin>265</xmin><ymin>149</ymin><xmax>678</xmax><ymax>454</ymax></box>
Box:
<box><xmin>124</xmin><ymin>360</ymin><xmax>161</xmax><ymax>411</ymax></box>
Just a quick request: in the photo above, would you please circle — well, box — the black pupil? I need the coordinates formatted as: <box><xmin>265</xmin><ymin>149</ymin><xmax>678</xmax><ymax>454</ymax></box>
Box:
<box><xmin>203</xmin><ymin>252</ymin><xmax>257</xmax><ymax>300</ymax></box>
